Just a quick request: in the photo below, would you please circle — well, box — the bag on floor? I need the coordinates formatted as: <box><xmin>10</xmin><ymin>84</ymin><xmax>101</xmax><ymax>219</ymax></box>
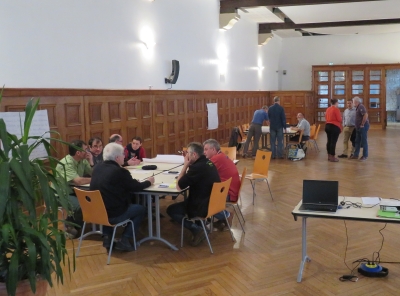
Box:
<box><xmin>288</xmin><ymin>146</ymin><xmax>305</xmax><ymax>161</ymax></box>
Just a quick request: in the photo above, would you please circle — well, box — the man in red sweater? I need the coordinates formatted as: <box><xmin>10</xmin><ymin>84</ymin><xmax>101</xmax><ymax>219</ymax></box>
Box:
<box><xmin>203</xmin><ymin>139</ymin><xmax>241</xmax><ymax>231</ymax></box>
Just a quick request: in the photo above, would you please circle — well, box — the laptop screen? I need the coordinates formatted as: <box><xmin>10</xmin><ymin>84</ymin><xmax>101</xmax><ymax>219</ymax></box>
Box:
<box><xmin>302</xmin><ymin>180</ymin><xmax>339</xmax><ymax>205</ymax></box>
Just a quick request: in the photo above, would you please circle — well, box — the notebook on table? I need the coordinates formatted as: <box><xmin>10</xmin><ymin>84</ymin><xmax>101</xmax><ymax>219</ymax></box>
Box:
<box><xmin>299</xmin><ymin>180</ymin><xmax>339</xmax><ymax>213</ymax></box>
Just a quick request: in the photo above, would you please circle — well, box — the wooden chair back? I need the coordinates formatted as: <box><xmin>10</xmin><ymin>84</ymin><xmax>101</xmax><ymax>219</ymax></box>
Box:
<box><xmin>309</xmin><ymin>125</ymin><xmax>316</xmax><ymax>139</ymax></box>
<box><xmin>252</xmin><ymin>150</ymin><xmax>272</xmax><ymax>177</ymax></box>
<box><xmin>311</xmin><ymin>124</ymin><xmax>321</xmax><ymax>140</ymax></box>
<box><xmin>206</xmin><ymin>178</ymin><xmax>232</xmax><ymax>219</ymax></box>
<box><xmin>220</xmin><ymin>147</ymin><xmax>236</xmax><ymax>161</ymax></box>
<box><xmin>238</xmin><ymin>167</ymin><xmax>247</xmax><ymax>196</ymax></box>
<box><xmin>74</xmin><ymin>188</ymin><xmax>112</xmax><ymax>226</ymax></box>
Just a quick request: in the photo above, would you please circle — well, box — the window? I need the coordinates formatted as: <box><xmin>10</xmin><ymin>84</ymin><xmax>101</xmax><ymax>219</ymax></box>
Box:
<box><xmin>370</xmin><ymin>70</ymin><xmax>381</xmax><ymax>81</ymax></box>
<box><xmin>334</xmin><ymin>71</ymin><xmax>345</xmax><ymax>82</ymax></box>
<box><xmin>318</xmin><ymin>71</ymin><xmax>329</xmax><ymax>82</ymax></box>
<box><xmin>352</xmin><ymin>70</ymin><xmax>364</xmax><ymax>81</ymax></box>
<box><xmin>317</xmin><ymin>111</ymin><xmax>325</xmax><ymax>122</ymax></box>
<box><xmin>352</xmin><ymin>84</ymin><xmax>363</xmax><ymax>95</ymax></box>
<box><xmin>370</xmin><ymin>84</ymin><xmax>380</xmax><ymax>95</ymax></box>
<box><xmin>338</xmin><ymin>99</ymin><xmax>345</xmax><ymax>108</ymax></box>
<box><xmin>318</xmin><ymin>98</ymin><xmax>328</xmax><ymax>108</ymax></box>
<box><xmin>334</xmin><ymin>85</ymin><xmax>345</xmax><ymax>95</ymax></box>
<box><xmin>370</xmin><ymin>98</ymin><xmax>380</xmax><ymax>108</ymax></box>
<box><xmin>318</xmin><ymin>85</ymin><xmax>329</xmax><ymax>95</ymax></box>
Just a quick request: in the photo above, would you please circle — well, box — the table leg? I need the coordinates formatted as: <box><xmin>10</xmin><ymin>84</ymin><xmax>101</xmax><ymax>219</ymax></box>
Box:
<box><xmin>297</xmin><ymin>217</ymin><xmax>310</xmax><ymax>282</ymax></box>
<box><xmin>138</xmin><ymin>194</ymin><xmax>178</xmax><ymax>251</ymax></box>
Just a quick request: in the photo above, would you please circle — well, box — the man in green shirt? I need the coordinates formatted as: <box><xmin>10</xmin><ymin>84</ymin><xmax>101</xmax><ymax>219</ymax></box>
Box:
<box><xmin>57</xmin><ymin>140</ymin><xmax>94</xmax><ymax>237</ymax></box>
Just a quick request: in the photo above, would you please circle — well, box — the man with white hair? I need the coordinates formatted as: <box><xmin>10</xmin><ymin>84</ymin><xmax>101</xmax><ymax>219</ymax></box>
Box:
<box><xmin>349</xmin><ymin>96</ymin><xmax>369</xmax><ymax>161</ymax></box>
<box><xmin>90</xmin><ymin>143</ymin><xmax>155</xmax><ymax>251</ymax></box>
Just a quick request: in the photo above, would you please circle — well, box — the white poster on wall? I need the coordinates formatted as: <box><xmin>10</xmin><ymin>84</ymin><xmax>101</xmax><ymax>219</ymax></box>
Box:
<box><xmin>0</xmin><ymin>110</ymin><xmax>50</xmax><ymax>160</ymax></box>
<box><xmin>206</xmin><ymin>103</ymin><xmax>218</xmax><ymax>130</ymax></box>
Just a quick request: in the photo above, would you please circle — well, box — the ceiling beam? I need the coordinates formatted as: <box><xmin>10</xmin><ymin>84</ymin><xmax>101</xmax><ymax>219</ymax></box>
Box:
<box><xmin>220</xmin><ymin>0</ymin><xmax>384</xmax><ymax>13</ymax></box>
<box><xmin>259</xmin><ymin>18</ymin><xmax>400</xmax><ymax>33</ymax></box>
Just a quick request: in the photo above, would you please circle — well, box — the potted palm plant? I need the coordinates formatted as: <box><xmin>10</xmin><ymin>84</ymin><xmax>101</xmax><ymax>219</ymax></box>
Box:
<box><xmin>0</xmin><ymin>87</ymin><xmax>75</xmax><ymax>296</ymax></box>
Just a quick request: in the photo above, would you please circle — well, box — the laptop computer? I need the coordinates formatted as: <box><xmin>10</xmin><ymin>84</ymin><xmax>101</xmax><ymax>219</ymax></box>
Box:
<box><xmin>298</xmin><ymin>180</ymin><xmax>339</xmax><ymax>212</ymax></box>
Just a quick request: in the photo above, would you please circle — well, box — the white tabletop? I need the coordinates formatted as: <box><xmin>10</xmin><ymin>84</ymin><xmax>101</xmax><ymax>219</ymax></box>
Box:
<box><xmin>292</xmin><ymin>196</ymin><xmax>400</xmax><ymax>223</ymax></box>
<box><xmin>125</xmin><ymin>162</ymin><xmax>183</xmax><ymax>172</ymax></box>
<box><xmin>262</xmin><ymin>126</ymin><xmax>296</xmax><ymax>134</ymax></box>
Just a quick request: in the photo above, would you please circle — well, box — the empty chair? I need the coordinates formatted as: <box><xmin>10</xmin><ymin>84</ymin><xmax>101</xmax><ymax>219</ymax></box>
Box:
<box><xmin>245</xmin><ymin>150</ymin><xmax>273</xmax><ymax>204</ymax></box>
<box><xmin>220</xmin><ymin>146</ymin><xmax>237</xmax><ymax>161</ymax></box>
<box><xmin>181</xmin><ymin>178</ymin><xmax>234</xmax><ymax>254</ymax></box>
<box><xmin>74</xmin><ymin>188</ymin><xmax>136</xmax><ymax>265</ymax></box>
<box><xmin>226</xmin><ymin>167</ymin><xmax>247</xmax><ymax>232</ymax></box>
<box><xmin>308</xmin><ymin>124</ymin><xmax>321</xmax><ymax>151</ymax></box>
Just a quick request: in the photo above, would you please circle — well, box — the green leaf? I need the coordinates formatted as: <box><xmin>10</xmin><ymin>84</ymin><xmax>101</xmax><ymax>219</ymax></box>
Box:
<box><xmin>22</xmin><ymin>98</ymin><xmax>40</xmax><ymax>144</ymax></box>
<box><xmin>0</xmin><ymin>162</ymin><xmax>10</xmax><ymax>221</ymax></box>
<box><xmin>7</xmin><ymin>249</ymin><xmax>19</xmax><ymax>296</ymax></box>
<box><xmin>0</xmin><ymin>119</ymin><xmax>10</xmax><ymax>158</ymax></box>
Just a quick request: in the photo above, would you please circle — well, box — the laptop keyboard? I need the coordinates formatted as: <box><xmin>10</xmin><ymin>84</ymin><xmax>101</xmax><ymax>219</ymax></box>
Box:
<box><xmin>304</xmin><ymin>204</ymin><xmax>336</xmax><ymax>211</ymax></box>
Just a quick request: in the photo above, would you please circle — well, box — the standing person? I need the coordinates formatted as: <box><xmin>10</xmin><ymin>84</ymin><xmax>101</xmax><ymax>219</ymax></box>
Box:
<box><xmin>166</xmin><ymin>142</ymin><xmax>220</xmax><ymax>246</ymax></box>
<box><xmin>268</xmin><ymin>96</ymin><xmax>286</xmax><ymax>159</ymax></box>
<box><xmin>90</xmin><ymin>143</ymin><xmax>155</xmax><ymax>251</ymax></box>
<box><xmin>350</xmin><ymin>96</ymin><xmax>369</xmax><ymax>161</ymax></box>
<box><xmin>203</xmin><ymin>139</ymin><xmax>241</xmax><ymax>231</ymax></box>
<box><xmin>124</xmin><ymin>136</ymin><xmax>146</xmax><ymax>162</ymax></box>
<box><xmin>88</xmin><ymin>137</ymin><xmax>104</xmax><ymax>166</ymax></box>
<box><xmin>338</xmin><ymin>100</ymin><xmax>356</xmax><ymax>158</ymax></box>
<box><xmin>242</xmin><ymin>106</ymin><xmax>269</xmax><ymax>158</ymax></box>
<box><xmin>325</xmin><ymin>99</ymin><xmax>342</xmax><ymax>162</ymax></box>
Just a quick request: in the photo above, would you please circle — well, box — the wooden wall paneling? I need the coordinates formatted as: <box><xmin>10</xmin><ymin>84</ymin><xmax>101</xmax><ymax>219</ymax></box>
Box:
<box><xmin>84</xmin><ymin>97</ymin><xmax>106</xmax><ymax>144</ymax></box>
<box><xmin>46</xmin><ymin>96</ymin><xmax>84</xmax><ymax>157</ymax></box>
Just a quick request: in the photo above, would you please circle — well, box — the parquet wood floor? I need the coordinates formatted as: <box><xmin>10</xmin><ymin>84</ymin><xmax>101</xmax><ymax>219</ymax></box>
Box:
<box><xmin>47</xmin><ymin>129</ymin><xmax>400</xmax><ymax>296</ymax></box>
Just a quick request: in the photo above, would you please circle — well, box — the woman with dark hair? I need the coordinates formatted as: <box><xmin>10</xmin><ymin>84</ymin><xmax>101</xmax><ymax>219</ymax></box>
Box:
<box><xmin>325</xmin><ymin>99</ymin><xmax>342</xmax><ymax>162</ymax></box>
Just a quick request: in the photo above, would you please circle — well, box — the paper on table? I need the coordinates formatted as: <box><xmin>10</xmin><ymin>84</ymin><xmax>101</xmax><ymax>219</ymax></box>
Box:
<box><xmin>128</xmin><ymin>169</ymin><xmax>150</xmax><ymax>174</ymax></box>
<box><xmin>143</xmin><ymin>154</ymin><xmax>184</xmax><ymax>164</ymax></box>
<box><xmin>362</xmin><ymin>197</ymin><xmax>381</xmax><ymax>205</ymax></box>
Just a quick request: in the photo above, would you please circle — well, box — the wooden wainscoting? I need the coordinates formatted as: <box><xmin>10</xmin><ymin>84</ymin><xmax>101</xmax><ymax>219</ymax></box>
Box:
<box><xmin>0</xmin><ymin>88</ymin><xmax>271</xmax><ymax>158</ymax></box>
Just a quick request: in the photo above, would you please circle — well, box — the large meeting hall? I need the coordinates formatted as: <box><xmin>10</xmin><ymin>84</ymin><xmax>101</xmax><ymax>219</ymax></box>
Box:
<box><xmin>2</xmin><ymin>1</ymin><xmax>400</xmax><ymax>295</ymax></box>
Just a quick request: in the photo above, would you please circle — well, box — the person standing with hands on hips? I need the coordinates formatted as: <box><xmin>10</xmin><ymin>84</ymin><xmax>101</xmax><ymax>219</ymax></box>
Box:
<box><xmin>325</xmin><ymin>99</ymin><xmax>342</xmax><ymax>162</ymax></box>
<box><xmin>350</xmin><ymin>96</ymin><xmax>369</xmax><ymax>161</ymax></box>
<box><xmin>338</xmin><ymin>100</ymin><xmax>356</xmax><ymax>158</ymax></box>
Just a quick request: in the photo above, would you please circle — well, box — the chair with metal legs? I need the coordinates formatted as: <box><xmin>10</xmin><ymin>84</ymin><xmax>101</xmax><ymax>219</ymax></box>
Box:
<box><xmin>245</xmin><ymin>150</ymin><xmax>273</xmax><ymax>205</ymax></box>
<box><xmin>226</xmin><ymin>167</ymin><xmax>247</xmax><ymax>232</ymax></box>
<box><xmin>181</xmin><ymin>178</ymin><xmax>234</xmax><ymax>254</ymax></box>
<box><xmin>74</xmin><ymin>188</ymin><xmax>136</xmax><ymax>265</ymax></box>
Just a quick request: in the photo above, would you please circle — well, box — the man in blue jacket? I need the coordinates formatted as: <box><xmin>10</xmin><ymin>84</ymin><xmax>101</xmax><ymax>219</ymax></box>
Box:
<box><xmin>242</xmin><ymin>106</ymin><xmax>269</xmax><ymax>158</ymax></box>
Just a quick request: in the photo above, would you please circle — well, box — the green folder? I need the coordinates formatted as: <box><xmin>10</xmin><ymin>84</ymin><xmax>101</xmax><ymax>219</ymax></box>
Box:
<box><xmin>377</xmin><ymin>209</ymin><xmax>400</xmax><ymax>219</ymax></box>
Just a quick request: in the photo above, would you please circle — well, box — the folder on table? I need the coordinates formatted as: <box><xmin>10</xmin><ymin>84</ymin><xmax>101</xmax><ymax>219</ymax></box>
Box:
<box><xmin>377</xmin><ymin>209</ymin><xmax>400</xmax><ymax>219</ymax></box>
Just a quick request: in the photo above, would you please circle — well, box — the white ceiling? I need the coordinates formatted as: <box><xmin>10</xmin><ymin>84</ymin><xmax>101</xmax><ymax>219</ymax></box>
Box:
<box><xmin>238</xmin><ymin>0</ymin><xmax>400</xmax><ymax>38</ymax></box>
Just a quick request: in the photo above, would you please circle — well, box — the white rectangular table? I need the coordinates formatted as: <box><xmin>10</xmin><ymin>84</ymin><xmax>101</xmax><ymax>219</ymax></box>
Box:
<box><xmin>137</xmin><ymin>172</ymin><xmax>186</xmax><ymax>251</ymax></box>
<box><xmin>291</xmin><ymin>196</ymin><xmax>400</xmax><ymax>282</ymax></box>
<box><xmin>261</xmin><ymin>126</ymin><xmax>297</xmax><ymax>150</ymax></box>
<box><xmin>125</xmin><ymin>162</ymin><xmax>182</xmax><ymax>172</ymax></box>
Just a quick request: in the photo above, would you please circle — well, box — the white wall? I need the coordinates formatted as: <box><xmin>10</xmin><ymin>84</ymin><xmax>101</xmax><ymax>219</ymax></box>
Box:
<box><xmin>277</xmin><ymin>32</ymin><xmax>400</xmax><ymax>90</ymax></box>
<box><xmin>0</xmin><ymin>0</ymin><xmax>281</xmax><ymax>91</ymax></box>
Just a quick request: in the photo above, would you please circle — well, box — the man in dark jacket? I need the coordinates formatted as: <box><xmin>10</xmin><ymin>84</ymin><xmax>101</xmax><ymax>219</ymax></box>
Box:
<box><xmin>166</xmin><ymin>142</ymin><xmax>220</xmax><ymax>246</ymax></box>
<box><xmin>268</xmin><ymin>96</ymin><xmax>287</xmax><ymax>159</ymax></box>
<box><xmin>90</xmin><ymin>143</ymin><xmax>154</xmax><ymax>251</ymax></box>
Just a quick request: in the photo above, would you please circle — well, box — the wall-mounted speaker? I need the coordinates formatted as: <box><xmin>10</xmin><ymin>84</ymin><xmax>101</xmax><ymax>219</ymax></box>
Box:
<box><xmin>165</xmin><ymin>60</ymin><xmax>179</xmax><ymax>84</ymax></box>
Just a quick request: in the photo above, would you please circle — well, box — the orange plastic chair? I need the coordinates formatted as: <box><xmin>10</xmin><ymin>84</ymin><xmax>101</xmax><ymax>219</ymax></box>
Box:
<box><xmin>308</xmin><ymin>124</ymin><xmax>321</xmax><ymax>151</ymax></box>
<box><xmin>220</xmin><ymin>147</ymin><xmax>237</xmax><ymax>161</ymax></box>
<box><xmin>226</xmin><ymin>167</ymin><xmax>247</xmax><ymax>232</ymax></box>
<box><xmin>181</xmin><ymin>178</ymin><xmax>234</xmax><ymax>254</ymax></box>
<box><xmin>74</xmin><ymin>188</ymin><xmax>136</xmax><ymax>265</ymax></box>
<box><xmin>245</xmin><ymin>150</ymin><xmax>273</xmax><ymax>204</ymax></box>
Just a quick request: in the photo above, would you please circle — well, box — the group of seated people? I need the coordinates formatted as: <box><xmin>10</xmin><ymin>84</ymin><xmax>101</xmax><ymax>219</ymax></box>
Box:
<box><xmin>56</xmin><ymin>135</ymin><xmax>241</xmax><ymax>251</ymax></box>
